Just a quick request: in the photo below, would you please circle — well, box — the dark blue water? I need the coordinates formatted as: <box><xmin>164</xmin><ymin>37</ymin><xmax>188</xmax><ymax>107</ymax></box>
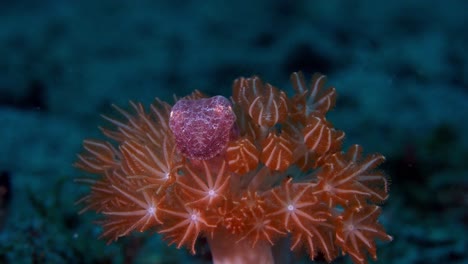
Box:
<box><xmin>0</xmin><ymin>0</ymin><xmax>466</xmax><ymax>263</ymax></box>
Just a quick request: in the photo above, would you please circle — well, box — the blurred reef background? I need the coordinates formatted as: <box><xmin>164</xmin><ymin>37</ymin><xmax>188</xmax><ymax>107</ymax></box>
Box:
<box><xmin>0</xmin><ymin>0</ymin><xmax>467</xmax><ymax>263</ymax></box>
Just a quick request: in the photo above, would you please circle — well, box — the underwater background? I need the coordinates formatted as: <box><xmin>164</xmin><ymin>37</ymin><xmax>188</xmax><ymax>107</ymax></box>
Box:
<box><xmin>0</xmin><ymin>0</ymin><xmax>466</xmax><ymax>263</ymax></box>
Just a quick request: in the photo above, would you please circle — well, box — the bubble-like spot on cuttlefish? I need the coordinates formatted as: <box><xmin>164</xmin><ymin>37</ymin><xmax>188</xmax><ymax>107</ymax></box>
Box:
<box><xmin>169</xmin><ymin>95</ymin><xmax>236</xmax><ymax>160</ymax></box>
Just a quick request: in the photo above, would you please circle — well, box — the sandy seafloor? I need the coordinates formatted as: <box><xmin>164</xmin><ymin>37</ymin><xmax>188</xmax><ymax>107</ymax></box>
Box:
<box><xmin>0</xmin><ymin>0</ymin><xmax>467</xmax><ymax>263</ymax></box>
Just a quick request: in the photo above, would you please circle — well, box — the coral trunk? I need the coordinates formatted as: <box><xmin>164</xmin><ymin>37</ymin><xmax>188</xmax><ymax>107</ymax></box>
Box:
<box><xmin>207</xmin><ymin>229</ymin><xmax>274</xmax><ymax>264</ymax></box>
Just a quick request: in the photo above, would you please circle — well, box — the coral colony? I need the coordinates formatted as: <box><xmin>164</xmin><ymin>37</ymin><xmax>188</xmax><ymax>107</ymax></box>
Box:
<box><xmin>75</xmin><ymin>72</ymin><xmax>392</xmax><ymax>264</ymax></box>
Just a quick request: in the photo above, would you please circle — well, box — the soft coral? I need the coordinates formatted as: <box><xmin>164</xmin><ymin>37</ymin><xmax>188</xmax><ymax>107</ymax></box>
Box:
<box><xmin>75</xmin><ymin>71</ymin><xmax>392</xmax><ymax>263</ymax></box>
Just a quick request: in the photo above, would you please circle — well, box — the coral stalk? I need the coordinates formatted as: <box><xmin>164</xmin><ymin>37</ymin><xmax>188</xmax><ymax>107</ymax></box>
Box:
<box><xmin>207</xmin><ymin>229</ymin><xmax>274</xmax><ymax>264</ymax></box>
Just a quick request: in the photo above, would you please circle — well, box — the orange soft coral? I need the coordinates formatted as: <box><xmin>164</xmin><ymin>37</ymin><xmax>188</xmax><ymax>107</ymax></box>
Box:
<box><xmin>75</xmin><ymin>71</ymin><xmax>392</xmax><ymax>264</ymax></box>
